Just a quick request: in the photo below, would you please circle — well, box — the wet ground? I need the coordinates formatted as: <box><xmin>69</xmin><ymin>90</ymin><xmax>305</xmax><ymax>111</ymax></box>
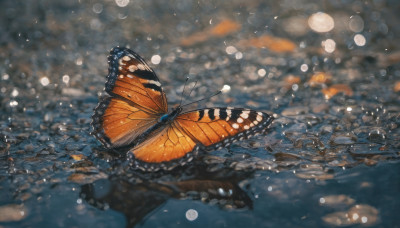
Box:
<box><xmin>1</xmin><ymin>0</ymin><xmax>400</xmax><ymax>227</ymax></box>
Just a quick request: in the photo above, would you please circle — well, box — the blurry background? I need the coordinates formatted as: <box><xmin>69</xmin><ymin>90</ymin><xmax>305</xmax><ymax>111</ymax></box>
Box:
<box><xmin>0</xmin><ymin>0</ymin><xmax>399</xmax><ymax>227</ymax></box>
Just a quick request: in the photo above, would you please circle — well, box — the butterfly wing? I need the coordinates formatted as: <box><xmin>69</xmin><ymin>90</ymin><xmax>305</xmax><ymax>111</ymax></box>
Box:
<box><xmin>91</xmin><ymin>47</ymin><xmax>167</xmax><ymax>148</ymax></box>
<box><xmin>91</xmin><ymin>97</ymin><xmax>159</xmax><ymax>148</ymax></box>
<box><xmin>128</xmin><ymin>123</ymin><xmax>198</xmax><ymax>171</ymax></box>
<box><xmin>128</xmin><ymin>107</ymin><xmax>274</xmax><ymax>171</ymax></box>
<box><xmin>106</xmin><ymin>47</ymin><xmax>168</xmax><ymax>114</ymax></box>
<box><xmin>176</xmin><ymin>108</ymin><xmax>274</xmax><ymax>149</ymax></box>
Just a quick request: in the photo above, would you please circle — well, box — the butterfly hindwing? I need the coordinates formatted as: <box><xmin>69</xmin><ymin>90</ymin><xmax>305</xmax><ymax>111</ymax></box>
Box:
<box><xmin>128</xmin><ymin>123</ymin><xmax>199</xmax><ymax>171</ymax></box>
<box><xmin>106</xmin><ymin>47</ymin><xmax>168</xmax><ymax>114</ymax></box>
<box><xmin>176</xmin><ymin>108</ymin><xmax>274</xmax><ymax>150</ymax></box>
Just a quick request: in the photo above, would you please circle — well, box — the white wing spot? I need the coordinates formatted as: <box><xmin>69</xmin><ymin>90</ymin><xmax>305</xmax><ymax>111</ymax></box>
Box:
<box><xmin>244</xmin><ymin>125</ymin><xmax>249</xmax><ymax>130</ymax></box>
<box><xmin>128</xmin><ymin>65</ymin><xmax>138</xmax><ymax>72</ymax></box>
<box><xmin>119</xmin><ymin>75</ymin><xmax>124</xmax><ymax>78</ymax></box>
<box><xmin>137</xmin><ymin>64</ymin><xmax>146</xmax><ymax>71</ymax></box>
<box><xmin>147</xmin><ymin>80</ymin><xmax>161</xmax><ymax>87</ymax></box>
<box><xmin>122</xmin><ymin>56</ymin><xmax>131</xmax><ymax>61</ymax></box>
<box><xmin>226</xmin><ymin>109</ymin><xmax>232</xmax><ymax>121</ymax></box>
<box><xmin>256</xmin><ymin>114</ymin><xmax>263</xmax><ymax>122</ymax></box>
<box><xmin>253</xmin><ymin>120</ymin><xmax>259</xmax><ymax>125</ymax></box>
<box><xmin>232</xmin><ymin>123</ymin><xmax>239</xmax><ymax>129</ymax></box>
<box><xmin>250</xmin><ymin>123</ymin><xmax>255</xmax><ymax>127</ymax></box>
<box><xmin>204</xmin><ymin>109</ymin><xmax>209</xmax><ymax>117</ymax></box>
<box><xmin>214</xmin><ymin>109</ymin><xmax>220</xmax><ymax>118</ymax></box>
<box><xmin>237</xmin><ymin>117</ymin><xmax>243</xmax><ymax>123</ymax></box>
<box><xmin>241</xmin><ymin>110</ymin><xmax>250</xmax><ymax>119</ymax></box>
<box><xmin>127</xmin><ymin>74</ymin><xmax>134</xmax><ymax>79</ymax></box>
<box><xmin>119</xmin><ymin>59</ymin><xmax>126</xmax><ymax>65</ymax></box>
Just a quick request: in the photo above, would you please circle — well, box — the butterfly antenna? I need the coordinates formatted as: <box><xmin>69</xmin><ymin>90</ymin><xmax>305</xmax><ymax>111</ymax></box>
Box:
<box><xmin>181</xmin><ymin>90</ymin><xmax>222</xmax><ymax>108</ymax></box>
<box><xmin>188</xmin><ymin>80</ymin><xmax>198</xmax><ymax>98</ymax></box>
<box><xmin>179</xmin><ymin>77</ymin><xmax>190</xmax><ymax>106</ymax></box>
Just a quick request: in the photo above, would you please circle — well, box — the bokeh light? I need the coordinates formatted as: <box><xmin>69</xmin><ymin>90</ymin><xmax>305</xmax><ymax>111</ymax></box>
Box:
<box><xmin>225</xmin><ymin>46</ymin><xmax>237</xmax><ymax>55</ymax></box>
<box><xmin>151</xmin><ymin>55</ymin><xmax>161</xmax><ymax>64</ymax></box>
<box><xmin>322</xmin><ymin>39</ymin><xmax>336</xmax><ymax>53</ymax></box>
<box><xmin>308</xmin><ymin>12</ymin><xmax>335</xmax><ymax>33</ymax></box>
<box><xmin>221</xmin><ymin>84</ymin><xmax>231</xmax><ymax>93</ymax></box>
<box><xmin>40</xmin><ymin>77</ymin><xmax>50</xmax><ymax>86</ymax></box>
<box><xmin>354</xmin><ymin>34</ymin><xmax>366</xmax><ymax>46</ymax></box>
<box><xmin>115</xmin><ymin>0</ymin><xmax>129</xmax><ymax>7</ymax></box>
<box><xmin>185</xmin><ymin>209</ymin><xmax>198</xmax><ymax>221</ymax></box>
<box><xmin>349</xmin><ymin>15</ymin><xmax>364</xmax><ymax>33</ymax></box>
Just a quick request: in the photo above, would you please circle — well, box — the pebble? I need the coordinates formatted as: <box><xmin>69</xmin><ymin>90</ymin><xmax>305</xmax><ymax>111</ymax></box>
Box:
<box><xmin>319</xmin><ymin>194</ymin><xmax>355</xmax><ymax>207</ymax></box>
<box><xmin>322</xmin><ymin>204</ymin><xmax>379</xmax><ymax>226</ymax></box>
<box><xmin>368</xmin><ymin>128</ymin><xmax>387</xmax><ymax>143</ymax></box>
<box><xmin>330</xmin><ymin>133</ymin><xmax>357</xmax><ymax>145</ymax></box>
<box><xmin>281</xmin><ymin>106</ymin><xmax>309</xmax><ymax>116</ymax></box>
<box><xmin>0</xmin><ymin>204</ymin><xmax>28</xmax><ymax>222</ymax></box>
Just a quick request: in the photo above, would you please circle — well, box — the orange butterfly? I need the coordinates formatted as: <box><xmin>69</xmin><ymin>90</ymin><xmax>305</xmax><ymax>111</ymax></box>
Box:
<box><xmin>91</xmin><ymin>47</ymin><xmax>274</xmax><ymax>171</ymax></box>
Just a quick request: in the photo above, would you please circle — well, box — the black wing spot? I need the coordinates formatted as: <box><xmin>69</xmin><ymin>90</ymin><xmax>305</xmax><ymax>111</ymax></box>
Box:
<box><xmin>198</xmin><ymin>110</ymin><xmax>204</xmax><ymax>121</ymax></box>
<box><xmin>143</xmin><ymin>83</ymin><xmax>162</xmax><ymax>92</ymax></box>
<box><xmin>208</xmin><ymin>109</ymin><xmax>215</xmax><ymax>120</ymax></box>
<box><xmin>135</xmin><ymin>70</ymin><xmax>159</xmax><ymax>81</ymax></box>
<box><xmin>219</xmin><ymin>109</ymin><xmax>228</xmax><ymax>120</ymax></box>
<box><xmin>230</xmin><ymin>109</ymin><xmax>242</xmax><ymax>121</ymax></box>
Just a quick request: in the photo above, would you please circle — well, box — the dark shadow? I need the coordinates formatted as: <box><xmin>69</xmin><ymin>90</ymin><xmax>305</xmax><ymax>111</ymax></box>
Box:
<box><xmin>80</xmin><ymin>162</ymin><xmax>253</xmax><ymax>227</ymax></box>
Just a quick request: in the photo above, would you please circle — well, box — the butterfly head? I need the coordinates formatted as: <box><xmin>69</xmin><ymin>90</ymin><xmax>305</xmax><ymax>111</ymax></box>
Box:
<box><xmin>159</xmin><ymin>106</ymin><xmax>183</xmax><ymax>123</ymax></box>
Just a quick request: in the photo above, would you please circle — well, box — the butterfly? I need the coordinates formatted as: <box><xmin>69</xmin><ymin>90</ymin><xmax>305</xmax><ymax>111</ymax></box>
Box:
<box><xmin>91</xmin><ymin>47</ymin><xmax>274</xmax><ymax>171</ymax></box>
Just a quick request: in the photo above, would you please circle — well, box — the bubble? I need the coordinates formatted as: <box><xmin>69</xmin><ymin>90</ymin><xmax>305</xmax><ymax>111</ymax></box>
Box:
<box><xmin>62</xmin><ymin>75</ymin><xmax>70</xmax><ymax>84</ymax></box>
<box><xmin>92</xmin><ymin>3</ymin><xmax>103</xmax><ymax>14</ymax></box>
<box><xmin>322</xmin><ymin>39</ymin><xmax>336</xmax><ymax>53</ymax></box>
<box><xmin>257</xmin><ymin>69</ymin><xmax>266</xmax><ymax>77</ymax></box>
<box><xmin>11</xmin><ymin>88</ymin><xmax>19</xmax><ymax>97</ymax></box>
<box><xmin>225</xmin><ymin>46</ymin><xmax>237</xmax><ymax>55</ymax></box>
<box><xmin>40</xmin><ymin>77</ymin><xmax>50</xmax><ymax>86</ymax></box>
<box><xmin>354</xmin><ymin>34</ymin><xmax>366</xmax><ymax>46</ymax></box>
<box><xmin>185</xmin><ymin>209</ymin><xmax>198</xmax><ymax>221</ymax></box>
<box><xmin>349</xmin><ymin>15</ymin><xmax>364</xmax><ymax>32</ymax></box>
<box><xmin>151</xmin><ymin>55</ymin><xmax>161</xmax><ymax>65</ymax></box>
<box><xmin>9</xmin><ymin>100</ymin><xmax>18</xmax><ymax>107</ymax></box>
<box><xmin>300</xmin><ymin>64</ymin><xmax>308</xmax><ymax>72</ymax></box>
<box><xmin>308</xmin><ymin>12</ymin><xmax>334</xmax><ymax>33</ymax></box>
<box><xmin>235</xmin><ymin>52</ymin><xmax>243</xmax><ymax>59</ymax></box>
<box><xmin>361</xmin><ymin>216</ymin><xmax>368</xmax><ymax>223</ymax></box>
<box><xmin>221</xmin><ymin>84</ymin><xmax>231</xmax><ymax>93</ymax></box>
<box><xmin>76</xmin><ymin>57</ymin><xmax>83</xmax><ymax>66</ymax></box>
<box><xmin>292</xmin><ymin>84</ymin><xmax>299</xmax><ymax>91</ymax></box>
<box><xmin>115</xmin><ymin>0</ymin><xmax>129</xmax><ymax>7</ymax></box>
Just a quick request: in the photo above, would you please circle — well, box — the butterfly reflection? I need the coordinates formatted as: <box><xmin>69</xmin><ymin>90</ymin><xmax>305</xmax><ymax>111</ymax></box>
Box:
<box><xmin>80</xmin><ymin>165</ymin><xmax>253</xmax><ymax>227</ymax></box>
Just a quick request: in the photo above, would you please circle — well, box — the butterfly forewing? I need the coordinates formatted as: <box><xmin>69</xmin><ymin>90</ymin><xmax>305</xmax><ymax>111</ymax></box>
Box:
<box><xmin>106</xmin><ymin>47</ymin><xmax>168</xmax><ymax>113</ymax></box>
<box><xmin>91</xmin><ymin>47</ymin><xmax>168</xmax><ymax>149</ymax></box>
<box><xmin>92</xmin><ymin>97</ymin><xmax>159</xmax><ymax>148</ymax></box>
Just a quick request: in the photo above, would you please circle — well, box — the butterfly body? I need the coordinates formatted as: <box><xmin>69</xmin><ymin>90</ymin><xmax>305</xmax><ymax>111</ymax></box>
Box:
<box><xmin>91</xmin><ymin>47</ymin><xmax>274</xmax><ymax>171</ymax></box>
